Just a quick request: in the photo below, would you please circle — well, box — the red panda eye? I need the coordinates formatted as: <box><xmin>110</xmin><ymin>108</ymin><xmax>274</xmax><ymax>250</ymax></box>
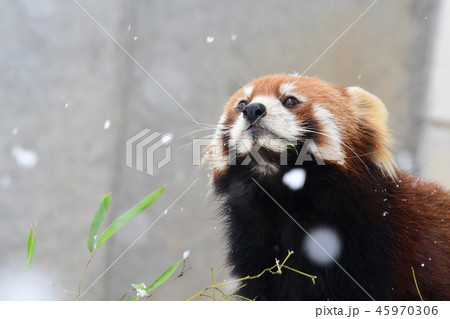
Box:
<box><xmin>237</xmin><ymin>100</ymin><xmax>248</xmax><ymax>111</ymax></box>
<box><xmin>282</xmin><ymin>96</ymin><xmax>300</xmax><ymax>108</ymax></box>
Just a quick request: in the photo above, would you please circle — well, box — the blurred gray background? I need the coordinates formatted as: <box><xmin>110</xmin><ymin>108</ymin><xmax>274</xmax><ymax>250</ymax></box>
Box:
<box><xmin>1</xmin><ymin>0</ymin><xmax>449</xmax><ymax>300</ymax></box>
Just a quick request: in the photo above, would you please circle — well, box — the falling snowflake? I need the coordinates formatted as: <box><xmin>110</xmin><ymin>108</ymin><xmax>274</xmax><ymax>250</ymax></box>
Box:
<box><xmin>303</xmin><ymin>227</ymin><xmax>341</xmax><ymax>265</ymax></box>
<box><xmin>11</xmin><ymin>146</ymin><xmax>38</xmax><ymax>169</ymax></box>
<box><xmin>282</xmin><ymin>168</ymin><xmax>306</xmax><ymax>191</ymax></box>
<box><xmin>161</xmin><ymin>133</ymin><xmax>173</xmax><ymax>144</ymax></box>
<box><xmin>104</xmin><ymin>120</ymin><xmax>111</xmax><ymax>130</ymax></box>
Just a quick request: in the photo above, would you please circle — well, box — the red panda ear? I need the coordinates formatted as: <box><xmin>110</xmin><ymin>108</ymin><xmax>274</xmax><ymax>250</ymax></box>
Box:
<box><xmin>346</xmin><ymin>86</ymin><xmax>397</xmax><ymax>179</ymax></box>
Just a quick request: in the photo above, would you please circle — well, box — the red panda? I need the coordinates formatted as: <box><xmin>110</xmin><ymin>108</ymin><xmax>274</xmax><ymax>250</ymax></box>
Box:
<box><xmin>204</xmin><ymin>74</ymin><xmax>450</xmax><ymax>301</ymax></box>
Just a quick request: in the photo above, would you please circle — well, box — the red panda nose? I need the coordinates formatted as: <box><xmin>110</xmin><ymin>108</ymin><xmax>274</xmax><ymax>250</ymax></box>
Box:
<box><xmin>242</xmin><ymin>103</ymin><xmax>267</xmax><ymax>124</ymax></box>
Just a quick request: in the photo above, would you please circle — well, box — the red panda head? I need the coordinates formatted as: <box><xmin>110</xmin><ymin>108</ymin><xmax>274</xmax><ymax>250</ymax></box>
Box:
<box><xmin>205</xmin><ymin>74</ymin><xmax>397</xmax><ymax>181</ymax></box>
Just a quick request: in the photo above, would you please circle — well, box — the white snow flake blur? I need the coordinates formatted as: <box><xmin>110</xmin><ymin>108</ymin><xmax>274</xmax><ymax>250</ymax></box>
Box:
<box><xmin>282</xmin><ymin>168</ymin><xmax>306</xmax><ymax>190</ymax></box>
<box><xmin>183</xmin><ymin>250</ymin><xmax>190</xmax><ymax>259</ymax></box>
<box><xmin>11</xmin><ymin>146</ymin><xmax>38</xmax><ymax>169</ymax></box>
<box><xmin>136</xmin><ymin>288</ymin><xmax>147</xmax><ymax>297</ymax></box>
<box><xmin>161</xmin><ymin>133</ymin><xmax>173</xmax><ymax>144</ymax></box>
<box><xmin>303</xmin><ymin>227</ymin><xmax>341</xmax><ymax>265</ymax></box>
<box><xmin>134</xmin><ymin>283</ymin><xmax>148</xmax><ymax>297</ymax></box>
<box><xmin>206</xmin><ymin>36</ymin><xmax>214</xmax><ymax>43</ymax></box>
<box><xmin>104</xmin><ymin>120</ymin><xmax>111</xmax><ymax>130</ymax></box>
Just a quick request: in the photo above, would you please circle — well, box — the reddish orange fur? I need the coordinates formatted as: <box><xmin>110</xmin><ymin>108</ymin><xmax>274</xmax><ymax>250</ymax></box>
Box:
<box><xmin>388</xmin><ymin>172</ymin><xmax>450</xmax><ymax>300</ymax></box>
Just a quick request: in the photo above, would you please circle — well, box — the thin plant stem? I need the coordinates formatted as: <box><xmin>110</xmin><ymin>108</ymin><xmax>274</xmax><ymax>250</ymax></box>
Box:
<box><xmin>283</xmin><ymin>265</ymin><xmax>317</xmax><ymax>283</ymax></box>
<box><xmin>411</xmin><ymin>266</ymin><xmax>424</xmax><ymax>301</ymax></box>
<box><xmin>199</xmin><ymin>294</ymin><xmax>216</xmax><ymax>300</ymax></box>
<box><xmin>53</xmin><ymin>282</ymin><xmax>77</xmax><ymax>295</ymax></box>
<box><xmin>232</xmin><ymin>294</ymin><xmax>254</xmax><ymax>301</ymax></box>
<box><xmin>186</xmin><ymin>250</ymin><xmax>316</xmax><ymax>301</ymax></box>
<box><xmin>211</xmin><ymin>267</ymin><xmax>215</xmax><ymax>300</ymax></box>
<box><xmin>77</xmin><ymin>252</ymin><xmax>94</xmax><ymax>300</ymax></box>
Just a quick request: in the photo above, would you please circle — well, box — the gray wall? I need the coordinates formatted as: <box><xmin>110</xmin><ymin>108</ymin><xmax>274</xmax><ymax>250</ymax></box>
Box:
<box><xmin>1</xmin><ymin>0</ymin><xmax>447</xmax><ymax>300</ymax></box>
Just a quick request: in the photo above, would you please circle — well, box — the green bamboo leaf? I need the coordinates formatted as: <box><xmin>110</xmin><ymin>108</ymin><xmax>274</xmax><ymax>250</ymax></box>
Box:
<box><xmin>145</xmin><ymin>259</ymin><xmax>181</xmax><ymax>292</ymax></box>
<box><xmin>96</xmin><ymin>187</ymin><xmax>164</xmax><ymax>249</ymax></box>
<box><xmin>87</xmin><ymin>194</ymin><xmax>111</xmax><ymax>253</ymax></box>
<box><xmin>25</xmin><ymin>228</ymin><xmax>36</xmax><ymax>272</ymax></box>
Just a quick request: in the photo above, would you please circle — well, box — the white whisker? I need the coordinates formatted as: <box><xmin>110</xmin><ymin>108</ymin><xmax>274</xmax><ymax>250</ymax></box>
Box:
<box><xmin>179</xmin><ymin>127</ymin><xmax>217</xmax><ymax>139</ymax></box>
<box><xmin>178</xmin><ymin>133</ymin><xmax>216</xmax><ymax>150</ymax></box>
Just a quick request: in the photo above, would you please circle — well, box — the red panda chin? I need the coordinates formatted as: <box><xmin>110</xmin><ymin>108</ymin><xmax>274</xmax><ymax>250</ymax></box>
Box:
<box><xmin>205</xmin><ymin>74</ymin><xmax>450</xmax><ymax>301</ymax></box>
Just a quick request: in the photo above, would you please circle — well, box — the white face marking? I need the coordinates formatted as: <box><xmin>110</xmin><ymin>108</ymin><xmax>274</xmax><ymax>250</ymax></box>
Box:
<box><xmin>280</xmin><ymin>83</ymin><xmax>308</xmax><ymax>103</ymax></box>
<box><xmin>229</xmin><ymin>95</ymin><xmax>301</xmax><ymax>156</ymax></box>
<box><xmin>206</xmin><ymin>141</ymin><xmax>228</xmax><ymax>171</ymax></box>
<box><xmin>214</xmin><ymin>113</ymin><xmax>230</xmax><ymax>140</ymax></box>
<box><xmin>209</xmin><ymin>112</ymin><xmax>231</xmax><ymax>169</ymax></box>
<box><xmin>312</xmin><ymin>104</ymin><xmax>345</xmax><ymax>163</ymax></box>
<box><xmin>218</xmin><ymin>112</ymin><xmax>228</xmax><ymax>125</ymax></box>
<box><xmin>243</xmin><ymin>85</ymin><xmax>254</xmax><ymax>98</ymax></box>
<box><xmin>250</xmin><ymin>95</ymin><xmax>300</xmax><ymax>140</ymax></box>
<box><xmin>303</xmin><ymin>227</ymin><xmax>342</xmax><ymax>265</ymax></box>
<box><xmin>229</xmin><ymin>116</ymin><xmax>248</xmax><ymax>151</ymax></box>
<box><xmin>282</xmin><ymin>168</ymin><xmax>306</xmax><ymax>190</ymax></box>
<box><xmin>280</xmin><ymin>83</ymin><xmax>297</xmax><ymax>95</ymax></box>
